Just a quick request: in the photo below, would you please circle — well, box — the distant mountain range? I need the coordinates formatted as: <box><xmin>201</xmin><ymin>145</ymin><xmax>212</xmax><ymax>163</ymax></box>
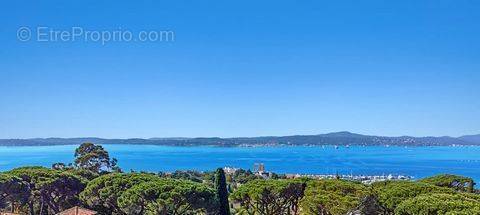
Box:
<box><xmin>1</xmin><ymin>132</ymin><xmax>479</xmax><ymax>147</ymax></box>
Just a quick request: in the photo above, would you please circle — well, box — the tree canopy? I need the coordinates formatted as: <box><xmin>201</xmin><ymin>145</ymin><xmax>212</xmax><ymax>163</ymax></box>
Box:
<box><xmin>300</xmin><ymin>179</ymin><xmax>371</xmax><ymax>215</ymax></box>
<box><xmin>3</xmin><ymin>166</ymin><xmax>86</xmax><ymax>214</ymax></box>
<box><xmin>79</xmin><ymin>173</ymin><xmax>159</xmax><ymax>214</ymax></box>
<box><xmin>372</xmin><ymin>180</ymin><xmax>455</xmax><ymax>213</ymax></box>
<box><xmin>231</xmin><ymin>179</ymin><xmax>306</xmax><ymax>215</ymax></box>
<box><xmin>117</xmin><ymin>178</ymin><xmax>216</xmax><ymax>215</ymax></box>
<box><xmin>395</xmin><ymin>193</ymin><xmax>480</xmax><ymax>215</ymax></box>
<box><xmin>79</xmin><ymin>172</ymin><xmax>215</xmax><ymax>215</ymax></box>
<box><xmin>74</xmin><ymin>142</ymin><xmax>120</xmax><ymax>173</ymax></box>
<box><xmin>420</xmin><ymin>174</ymin><xmax>475</xmax><ymax>193</ymax></box>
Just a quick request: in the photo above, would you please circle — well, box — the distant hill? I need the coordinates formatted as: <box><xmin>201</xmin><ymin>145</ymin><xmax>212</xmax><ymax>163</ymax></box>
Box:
<box><xmin>1</xmin><ymin>131</ymin><xmax>479</xmax><ymax>147</ymax></box>
<box><xmin>458</xmin><ymin>134</ymin><xmax>480</xmax><ymax>144</ymax></box>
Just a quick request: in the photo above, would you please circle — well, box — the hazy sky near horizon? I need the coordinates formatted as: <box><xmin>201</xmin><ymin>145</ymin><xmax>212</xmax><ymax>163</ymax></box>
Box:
<box><xmin>1</xmin><ymin>0</ymin><xmax>479</xmax><ymax>138</ymax></box>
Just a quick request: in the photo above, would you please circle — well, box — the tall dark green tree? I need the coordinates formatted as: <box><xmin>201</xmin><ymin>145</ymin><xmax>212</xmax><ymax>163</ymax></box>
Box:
<box><xmin>215</xmin><ymin>168</ymin><xmax>231</xmax><ymax>215</ymax></box>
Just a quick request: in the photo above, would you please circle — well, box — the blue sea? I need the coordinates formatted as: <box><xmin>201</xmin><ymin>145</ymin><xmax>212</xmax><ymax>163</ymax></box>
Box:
<box><xmin>1</xmin><ymin>145</ymin><xmax>480</xmax><ymax>182</ymax></box>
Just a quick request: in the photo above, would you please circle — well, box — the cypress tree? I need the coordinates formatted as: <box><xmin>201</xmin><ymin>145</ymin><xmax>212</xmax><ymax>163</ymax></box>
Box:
<box><xmin>215</xmin><ymin>168</ymin><xmax>231</xmax><ymax>215</ymax></box>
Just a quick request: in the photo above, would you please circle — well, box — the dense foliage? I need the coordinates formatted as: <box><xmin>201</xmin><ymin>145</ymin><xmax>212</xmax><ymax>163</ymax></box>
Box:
<box><xmin>300</xmin><ymin>179</ymin><xmax>371</xmax><ymax>215</ymax></box>
<box><xmin>231</xmin><ymin>179</ymin><xmax>306</xmax><ymax>215</ymax></box>
<box><xmin>1</xmin><ymin>166</ymin><xmax>86</xmax><ymax>214</ymax></box>
<box><xmin>79</xmin><ymin>173</ymin><xmax>160</xmax><ymax>214</ymax></box>
<box><xmin>79</xmin><ymin>172</ymin><xmax>216</xmax><ymax>215</ymax></box>
<box><xmin>372</xmin><ymin>180</ymin><xmax>456</xmax><ymax>213</ymax></box>
<box><xmin>117</xmin><ymin>178</ymin><xmax>215</xmax><ymax>215</ymax></box>
<box><xmin>420</xmin><ymin>174</ymin><xmax>475</xmax><ymax>193</ymax></box>
<box><xmin>395</xmin><ymin>193</ymin><xmax>480</xmax><ymax>215</ymax></box>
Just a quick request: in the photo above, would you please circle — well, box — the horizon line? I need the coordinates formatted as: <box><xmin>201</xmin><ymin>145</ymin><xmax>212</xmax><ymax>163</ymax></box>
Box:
<box><xmin>1</xmin><ymin>131</ymin><xmax>478</xmax><ymax>140</ymax></box>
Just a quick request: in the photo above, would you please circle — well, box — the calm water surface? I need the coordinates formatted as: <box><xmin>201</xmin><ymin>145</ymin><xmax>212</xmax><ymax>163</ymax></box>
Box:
<box><xmin>1</xmin><ymin>145</ymin><xmax>479</xmax><ymax>182</ymax></box>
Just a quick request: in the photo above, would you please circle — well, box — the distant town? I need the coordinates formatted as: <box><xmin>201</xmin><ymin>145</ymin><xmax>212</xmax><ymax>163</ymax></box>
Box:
<box><xmin>222</xmin><ymin>163</ymin><xmax>413</xmax><ymax>185</ymax></box>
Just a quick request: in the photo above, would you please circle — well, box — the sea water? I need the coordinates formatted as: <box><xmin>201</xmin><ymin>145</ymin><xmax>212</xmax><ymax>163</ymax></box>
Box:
<box><xmin>1</xmin><ymin>144</ymin><xmax>479</xmax><ymax>182</ymax></box>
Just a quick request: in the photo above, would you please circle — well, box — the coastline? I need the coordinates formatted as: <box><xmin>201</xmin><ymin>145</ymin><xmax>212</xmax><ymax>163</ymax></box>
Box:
<box><xmin>2</xmin><ymin>132</ymin><xmax>479</xmax><ymax>147</ymax></box>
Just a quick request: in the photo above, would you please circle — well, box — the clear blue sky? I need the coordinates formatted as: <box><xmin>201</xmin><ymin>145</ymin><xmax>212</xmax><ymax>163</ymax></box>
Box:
<box><xmin>1</xmin><ymin>0</ymin><xmax>479</xmax><ymax>138</ymax></box>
